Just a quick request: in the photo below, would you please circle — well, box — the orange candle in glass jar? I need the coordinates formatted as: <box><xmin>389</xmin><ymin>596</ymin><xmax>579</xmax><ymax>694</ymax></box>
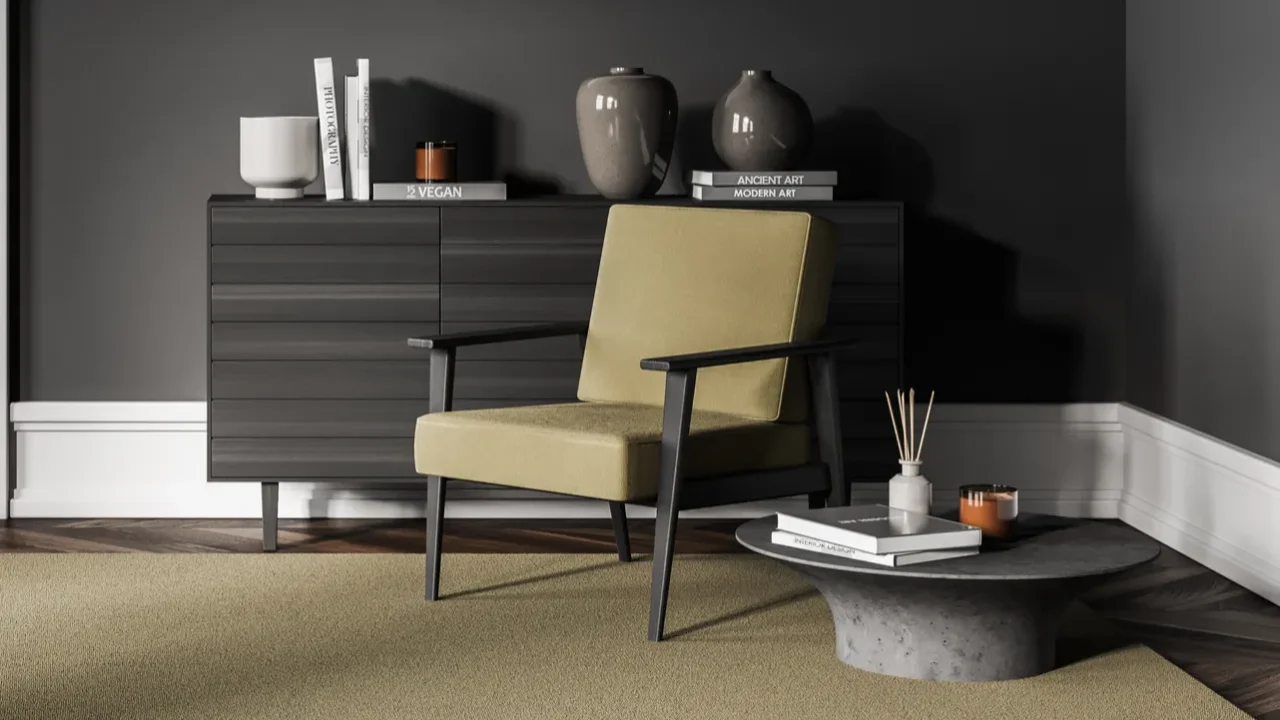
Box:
<box><xmin>415</xmin><ymin>141</ymin><xmax>457</xmax><ymax>182</ymax></box>
<box><xmin>959</xmin><ymin>485</ymin><xmax>1019</xmax><ymax>539</ymax></box>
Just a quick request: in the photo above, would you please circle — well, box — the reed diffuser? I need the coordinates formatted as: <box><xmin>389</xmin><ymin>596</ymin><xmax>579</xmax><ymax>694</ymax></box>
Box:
<box><xmin>885</xmin><ymin>388</ymin><xmax>936</xmax><ymax>516</ymax></box>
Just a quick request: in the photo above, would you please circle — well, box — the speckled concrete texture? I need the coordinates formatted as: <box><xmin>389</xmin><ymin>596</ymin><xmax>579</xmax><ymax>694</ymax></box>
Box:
<box><xmin>738</xmin><ymin>515</ymin><xmax>1160</xmax><ymax>681</ymax></box>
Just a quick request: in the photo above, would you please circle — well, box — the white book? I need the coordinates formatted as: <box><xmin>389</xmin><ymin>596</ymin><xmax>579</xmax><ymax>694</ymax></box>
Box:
<box><xmin>775</xmin><ymin>504</ymin><xmax>981</xmax><ymax>554</ymax></box>
<box><xmin>372</xmin><ymin>182</ymin><xmax>507</xmax><ymax>201</ymax></box>
<box><xmin>344</xmin><ymin>76</ymin><xmax>358</xmax><ymax>199</ymax></box>
<box><xmin>690</xmin><ymin>170</ymin><xmax>838</xmax><ymax>187</ymax></box>
<box><xmin>770</xmin><ymin>530</ymin><xmax>978</xmax><ymax>567</ymax></box>
<box><xmin>692</xmin><ymin>185</ymin><xmax>833</xmax><ymax>202</ymax></box>
<box><xmin>313</xmin><ymin>58</ymin><xmax>344</xmax><ymax>200</ymax></box>
<box><xmin>356</xmin><ymin>58</ymin><xmax>371</xmax><ymax>201</ymax></box>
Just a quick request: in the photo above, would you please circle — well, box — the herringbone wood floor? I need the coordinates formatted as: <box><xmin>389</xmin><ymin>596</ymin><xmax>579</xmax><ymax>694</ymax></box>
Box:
<box><xmin>3</xmin><ymin>518</ymin><xmax>1278</xmax><ymax>719</ymax></box>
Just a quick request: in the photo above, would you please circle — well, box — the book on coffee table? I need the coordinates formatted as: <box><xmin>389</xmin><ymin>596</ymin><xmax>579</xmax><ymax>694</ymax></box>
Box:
<box><xmin>775</xmin><ymin>504</ymin><xmax>981</xmax><ymax>555</ymax></box>
<box><xmin>769</xmin><ymin>529</ymin><xmax>978</xmax><ymax>566</ymax></box>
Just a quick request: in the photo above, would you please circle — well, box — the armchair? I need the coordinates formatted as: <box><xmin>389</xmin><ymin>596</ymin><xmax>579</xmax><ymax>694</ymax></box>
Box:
<box><xmin>410</xmin><ymin>204</ymin><xmax>853</xmax><ymax>641</ymax></box>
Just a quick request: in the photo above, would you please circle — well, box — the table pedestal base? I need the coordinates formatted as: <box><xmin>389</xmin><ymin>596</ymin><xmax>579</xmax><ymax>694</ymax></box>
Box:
<box><xmin>791</xmin><ymin>565</ymin><xmax>1086</xmax><ymax>682</ymax></box>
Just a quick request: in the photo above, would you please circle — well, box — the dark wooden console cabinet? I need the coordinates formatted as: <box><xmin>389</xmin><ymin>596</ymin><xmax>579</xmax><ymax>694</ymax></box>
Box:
<box><xmin>207</xmin><ymin>195</ymin><xmax>904</xmax><ymax>502</ymax></box>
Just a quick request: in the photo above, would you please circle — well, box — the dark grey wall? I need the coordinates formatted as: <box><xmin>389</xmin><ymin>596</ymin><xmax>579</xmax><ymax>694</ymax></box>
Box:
<box><xmin>1127</xmin><ymin>0</ymin><xmax>1280</xmax><ymax>459</ymax></box>
<box><xmin>20</xmin><ymin>0</ymin><xmax>1126</xmax><ymax>401</ymax></box>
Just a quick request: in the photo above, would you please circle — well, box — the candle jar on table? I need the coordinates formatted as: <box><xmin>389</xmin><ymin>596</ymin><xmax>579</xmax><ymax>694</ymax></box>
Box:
<box><xmin>958</xmin><ymin>485</ymin><xmax>1019</xmax><ymax>539</ymax></box>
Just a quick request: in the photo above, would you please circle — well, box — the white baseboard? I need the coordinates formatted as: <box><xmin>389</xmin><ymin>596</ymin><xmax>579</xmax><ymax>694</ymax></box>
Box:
<box><xmin>8</xmin><ymin>401</ymin><xmax>1123</xmax><ymax>520</ymax></box>
<box><xmin>9</xmin><ymin>400</ymin><xmax>1276</xmax><ymax>607</ymax></box>
<box><xmin>1118</xmin><ymin>404</ymin><xmax>1280</xmax><ymax>606</ymax></box>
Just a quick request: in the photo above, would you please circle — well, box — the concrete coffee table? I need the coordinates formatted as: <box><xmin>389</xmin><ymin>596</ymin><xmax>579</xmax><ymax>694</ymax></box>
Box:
<box><xmin>736</xmin><ymin>513</ymin><xmax>1159</xmax><ymax>682</ymax></box>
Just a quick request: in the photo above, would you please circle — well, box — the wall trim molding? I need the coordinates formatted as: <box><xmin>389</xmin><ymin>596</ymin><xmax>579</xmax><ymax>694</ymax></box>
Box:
<box><xmin>10</xmin><ymin>400</ymin><xmax>1277</xmax><ymax>603</ymax></box>
<box><xmin>1118</xmin><ymin>403</ymin><xmax>1280</xmax><ymax>605</ymax></box>
<box><xmin>8</xmin><ymin>401</ymin><xmax>1124</xmax><ymax>520</ymax></box>
<box><xmin>13</xmin><ymin>399</ymin><xmax>1279</xmax><ymax>603</ymax></box>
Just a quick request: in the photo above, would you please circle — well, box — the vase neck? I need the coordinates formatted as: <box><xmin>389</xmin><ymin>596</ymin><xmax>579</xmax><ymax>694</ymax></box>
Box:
<box><xmin>742</xmin><ymin>69</ymin><xmax>773</xmax><ymax>80</ymax></box>
<box><xmin>899</xmin><ymin>461</ymin><xmax>922</xmax><ymax>477</ymax></box>
<box><xmin>610</xmin><ymin>67</ymin><xmax>644</xmax><ymax>76</ymax></box>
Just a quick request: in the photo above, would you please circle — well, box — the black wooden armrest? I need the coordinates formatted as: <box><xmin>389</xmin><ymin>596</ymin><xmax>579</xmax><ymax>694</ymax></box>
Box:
<box><xmin>408</xmin><ymin>322</ymin><xmax>589</xmax><ymax>350</ymax></box>
<box><xmin>639</xmin><ymin>337</ymin><xmax>859</xmax><ymax>372</ymax></box>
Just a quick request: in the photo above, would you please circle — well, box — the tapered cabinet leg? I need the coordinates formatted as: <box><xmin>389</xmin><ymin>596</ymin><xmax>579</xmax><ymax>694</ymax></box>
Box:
<box><xmin>808</xmin><ymin>353</ymin><xmax>848</xmax><ymax>507</ymax></box>
<box><xmin>261</xmin><ymin>482</ymin><xmax>279</xmax><ymax>553</ymax></box>
<box><xmin>807</xmin><ymin>491</ymin><xmax>827</xmax><ymax>509</ymax></box>
<box><xmin>425</xmin><ymin>475</ymin><xmax>447</xmax><ymax>600</ymax></box>
<box><xmin>649</xmin><ymin>370</ymin><xmax>697</xmax><ymax>642</ymax></box>
<box><xmin>609</xmin><ymin>501</ymin><xmax>632</xmax><ymax>562</ymax></box>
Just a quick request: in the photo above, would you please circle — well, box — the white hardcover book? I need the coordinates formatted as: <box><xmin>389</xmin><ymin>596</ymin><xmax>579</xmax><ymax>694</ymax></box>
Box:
<box><xmin>344</xmin><ymin>76</ymin><xmax>358</xmax><ymax>199</ymax></box>
<box><xmin>775</xmin><ymin>504</ymin><xmax>982</xmax><ymax>554</ymax></box>
<box><xmin>770</xmin><ymin>530</ymin><xmax>978</xmax><ymax>567</ymax></box>
<box><xmin>690</xmin><ymin>170</ymin><xmax>838</xmax><ymax>187</ymax></box>
<box><xmin>356</xmin><ymin>58</ymin><xmax>371</xmax><ymax>201</ymax></box>
<box><xmin>691</xmin><ymin>185</ymin><xmax>833</xmax><ymax>201</ymax></box>
<box><xmin>313</xmin><ymin>58</ymin><xmax>344</xmax><ymax>200</ymax></box>
<box><xmin>372</xmin><ymin>182</ymin><xmax>507</xmax><ymax>201</ymax></box>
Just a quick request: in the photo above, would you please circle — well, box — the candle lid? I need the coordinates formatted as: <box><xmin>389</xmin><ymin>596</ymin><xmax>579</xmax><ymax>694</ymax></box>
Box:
<box><xmin>959</xmin><ymin>484</ymin><xmax>1018</xmax><ymax>499</ymax></box>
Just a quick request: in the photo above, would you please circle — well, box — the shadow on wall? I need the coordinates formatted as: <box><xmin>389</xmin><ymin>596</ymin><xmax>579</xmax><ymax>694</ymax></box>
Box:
<box><xmin>812</xmin><ymin>107</ymin><xmax>1081</xmax><ymax>401</ymax></box>
<box><xmin>13</xmin><ymin>0</ymin><xmax>32</xmax><ymax>403</ymax></box>
<box><xmin>370</xmin><ymin>78</ymin><xmax>565</xmax><ymax>194</ymax></box>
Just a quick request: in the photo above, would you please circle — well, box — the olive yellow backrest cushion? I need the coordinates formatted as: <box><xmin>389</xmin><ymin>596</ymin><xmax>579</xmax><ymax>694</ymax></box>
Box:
<box><xmin>577</xmin><ymin>205</ymin><xmax>837</xmax><ymax>422</ymax></box>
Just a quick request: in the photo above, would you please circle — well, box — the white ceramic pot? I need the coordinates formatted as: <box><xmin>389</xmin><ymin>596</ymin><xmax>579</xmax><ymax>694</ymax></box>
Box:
<box><xmin>887</xmin><ymin>460</ymin><xmax>932</xmax><ymax>519</ymax></box>
<box><xmin>240</xmin><ymin>116</ymin><xmax>319</xmax><ymax>199</ymax></box>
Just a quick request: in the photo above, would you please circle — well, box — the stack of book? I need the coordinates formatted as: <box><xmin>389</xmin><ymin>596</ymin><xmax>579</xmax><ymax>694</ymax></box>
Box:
<box><xmin>689</xmin><ymin>170</ymin><xmax>837</xmax><ymax>202</ymax></box>
<box><xmin>312</xmin><ymin>56</ymin><xmax>506</xmax><ymax>202</ymax></box>
<box><xmin>771</xmin><ymin>504</ymin><xmax>982</xmax><ymax>566</ymax></box>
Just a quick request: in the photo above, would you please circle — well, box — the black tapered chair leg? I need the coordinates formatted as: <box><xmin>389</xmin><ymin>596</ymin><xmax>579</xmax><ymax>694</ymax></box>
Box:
<box><xmin>608</xmin><ymin>501</ymin><xmax>632</xmax><ymax>562</ymax></box>
<box><xmin>648</xmin><ymin>492</ymin><xmax>680</xmax><ymax>641</ymax></box>
<box><xmin>648</xmin><ymin>370</ymin><xmax>696</xmax><ymax>642</ymax></box>
<box><xmin>807</xmin><ymin>352</ymin><xmax>848</xmax><ymax>507</ymax></box>
<box><xmin>425</xmin><ymin>475</ymin><xmax>447</xmax><ymax>600</ymax></box>
<box><xmin>807</xmin><ymin>490</ymin><xmax>827</xmax><ymax>509</ymax></box>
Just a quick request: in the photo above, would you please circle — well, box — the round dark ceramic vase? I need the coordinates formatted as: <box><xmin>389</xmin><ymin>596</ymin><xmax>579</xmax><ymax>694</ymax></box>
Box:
<box><xmin>712</xmin><ymin>70</ymin><xmax>813</xmax><ymax>171</ymax></box>
<box><xmin>575</xmin><ymin>67</ymin><xmax>678</xmax><ymax>199</ymax></box>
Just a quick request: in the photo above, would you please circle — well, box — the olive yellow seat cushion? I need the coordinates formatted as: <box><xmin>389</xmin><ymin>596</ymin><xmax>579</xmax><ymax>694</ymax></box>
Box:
<box><xmin>413</xmin><ymin>403</ymin><xmax>810</xmax><ymax>502</ymax></box>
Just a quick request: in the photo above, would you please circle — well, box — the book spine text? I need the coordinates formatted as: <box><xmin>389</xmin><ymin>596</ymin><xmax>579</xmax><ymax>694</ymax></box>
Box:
<box><xmin>313</xmin><ymin>58</ymin><xmax>344</xmax><ymax>200</ymax></box>
<box><xmin>692</xmin><ymin>171</ymin><xmax>837</xmax><ymax>186</ymax></box>
<box><xmin>371</xmin><ymin>183</ymin><xmax>507</xmax><ymax>201</ymax></box>
<box><xmin>356</xmin><ymin>58</ymin><xmax>371</xmax><ymax>201</ymax></box>
<box><xmin>771</xmin><ymin>531</ymin><xmax>888</xmax><ymax>565</ymax></box>
<box><xmin>694</xmin><ymin>185</ymin><xmax>833</xmax><ymax>201</ymax></box>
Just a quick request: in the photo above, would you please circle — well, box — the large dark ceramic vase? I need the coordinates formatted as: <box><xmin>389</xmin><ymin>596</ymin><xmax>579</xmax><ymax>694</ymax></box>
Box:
<box><xmin>575</xmin><ymin>67</ymin><xmax>678</xmax><ymax>199</ymax></box>
<box><xmin>712</xmin><ymin>70</ymin><xmax>812</xmax><ymax>171</ymax></box>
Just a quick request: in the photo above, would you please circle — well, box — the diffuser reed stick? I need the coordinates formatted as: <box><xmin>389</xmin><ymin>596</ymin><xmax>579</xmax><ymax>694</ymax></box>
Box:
<box><xmin>885</xmin><ymin>388</ymin><xmax>937</xmax><ymax>463</ymax></box>
<box><xmin>885</xmin><ymin>391</ymin><xmax>905</xmax><ymax>459</ymax></box>
<box><xmin>909</xmin><ymin>388</ymin><xmax>916</xmax><ymax>462</ymax></box>
<box><xmin>897</xmin><ymin>390</ymin><xmax>908</xmax><ymax>460</ymax></box>
<box><xmin>914</xmin><ymin>391</ymin><xmax>936</xmax><ymax>462</ymax></box>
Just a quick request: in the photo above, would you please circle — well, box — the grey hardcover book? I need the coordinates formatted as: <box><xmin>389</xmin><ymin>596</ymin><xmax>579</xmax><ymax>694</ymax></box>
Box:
<box><xmin>691</xmin><ymin>185</ymin><xmax>833</xmax><ymax>202</ymax></box>
<box><xmin>690</xmin><ymin>170</ymin><xmax>838</xmax><ymax>187</ymax></box>
<box><xmin>770</xmin><ymin>530</ymin><xmax>979</xmax><ymax>566</ymax></box>
<box><xmin>372</xmin><ymin>183</ymin><xmax>508</xmax><ymax>201</ymax></box>
<box><xmin>775</xmin><ymin>504</ymin><xmax>982</xmax><ymax>554</ymax></box>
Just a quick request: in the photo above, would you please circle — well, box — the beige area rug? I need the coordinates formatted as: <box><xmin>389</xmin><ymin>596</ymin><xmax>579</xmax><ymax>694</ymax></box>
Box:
<box><xmin>0</xmin><ymin>554</ymin><xmax>1247</xmax><ymax>720</ymax></box>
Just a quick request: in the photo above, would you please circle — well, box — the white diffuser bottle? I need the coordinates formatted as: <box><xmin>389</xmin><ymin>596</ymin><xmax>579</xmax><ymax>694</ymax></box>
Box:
<box><xmin>888</xmin><ymin>460</ymin><xmax>932</xmax><ymax>516</ymax></box>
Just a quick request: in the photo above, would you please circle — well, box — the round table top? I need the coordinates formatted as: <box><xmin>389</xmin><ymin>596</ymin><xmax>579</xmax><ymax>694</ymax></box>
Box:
<box><xmin>736</xmin><ymin>513</ymin><xmax>1160</xmax><ymax>581</ymax></box>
